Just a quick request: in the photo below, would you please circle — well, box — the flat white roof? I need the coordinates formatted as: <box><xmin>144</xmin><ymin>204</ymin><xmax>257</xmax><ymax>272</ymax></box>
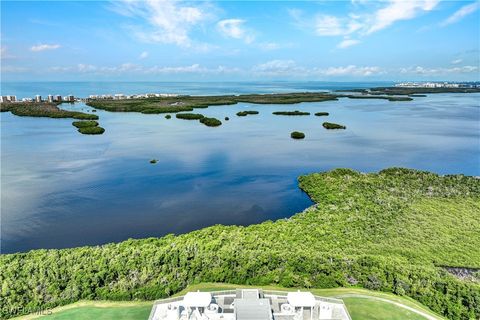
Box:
<box><xmin>287</xmin><ymin>291</ymin><xmax>316</xmax><ymax>307</ymax></box>
<box><xmin>183</xmin><ymin>292</ymin><xmax>212</xmax><ymax>308</ymax></box>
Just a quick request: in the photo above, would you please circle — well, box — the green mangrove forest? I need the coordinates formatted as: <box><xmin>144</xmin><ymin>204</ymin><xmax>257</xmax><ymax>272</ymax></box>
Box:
<box><xmin>0</xmin><ymin>102</ymin><xmax>98</xmax><ymax>120</ymax></box>
<box><xmin>84</xmin><ymin>92</ymin><xmax>341</xmax><ymax>114</ymax></box>
<box><xmin>1</xmin><ymin>168</ymin><xmax>479</xmax><ymax>319</ymax></box>
<box><xmin>0</xmin><ymin>102</ymin><xmax>105</xmax><ymax>135</ymax></box>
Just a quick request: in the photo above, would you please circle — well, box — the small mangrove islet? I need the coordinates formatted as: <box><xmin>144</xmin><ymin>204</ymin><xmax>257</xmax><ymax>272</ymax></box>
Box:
<box><xmin>323</xmin><ymin>122</ymin><xmax>346</xmax><ymax>130</ymax></box>
<box><xmin>72</xmin><ymin>120</ymin><xmax>99</xmax><ymax>128</ymax></box>
<box><xmin>77</xmin><ymin>126</ymin><xmax>105</xmax><ymax>135</ymax></box>
<box><xmin>314</xmin><ymin>112</ymin><xmax>329</xmax><ymax>116</ymax></box>
<box><xmin>273</xmin><ymin>110</ymin><xmax>310</xmax><ymax>116</ymax></box>
<box><xmin>290</xmin><ymin>131</ymin><xmax>305</xmax><ymax>139</ymax></box>
<box><xmin>236</xmin><ymin>110</ymin><xmax>259</xmax><ymax>117</ymax></box>
<box><xmin>200</xmin><ymin>117</ymin><xmax>222</xmax><ymax>127</ymax></box>
<box><xmin>176</xmin><ymin>113</ymin><xmax>205</xmax><ymax>120</ymax></box>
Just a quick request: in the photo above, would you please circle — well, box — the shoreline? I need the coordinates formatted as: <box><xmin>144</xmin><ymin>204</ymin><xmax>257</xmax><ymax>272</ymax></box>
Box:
<box><xmin>1</xmin><ymin>168</ymin><xmax>478</xmax><ymax>320</ymax></box>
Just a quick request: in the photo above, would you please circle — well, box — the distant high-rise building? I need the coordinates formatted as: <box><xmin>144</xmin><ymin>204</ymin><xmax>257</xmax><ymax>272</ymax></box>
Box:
<box><xmin>47</xmin><ymin>95</ymin><xmax>54</xmax><ymax>103</ymax></box>
<box><xmin>68</xmin><ymin>95</ymin><xmax>75</xmax><ymax>102</ymax></box>
<box><xmin>6</xmin><ymin>95</ymin><xmax>17</xmax><ymax>102</ymax></box>
<box><xmin>55</xmin><ymin>95</ymin><xmax>62</xmax><ymax>102</ymax></box>
<box><xmin>35</xmin><ymin>95</ymin><xmax>42</xmax><ymax>103</ymax></box>
<box><xmin>0</xmin><ymin>96</ymin><xmax>8</xmax><ymax>103</ymax></box>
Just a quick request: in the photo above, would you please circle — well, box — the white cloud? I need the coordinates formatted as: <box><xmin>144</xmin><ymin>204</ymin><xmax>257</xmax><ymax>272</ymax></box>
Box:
<box><xmin>451</xmin><ymin>59</ymin><xmax>462</xmax><ymax>64</ymax></box>
<box><xmin>366</xmin><ymin>0</ymin><xmax>439</xmax><ymax>34</ymax></box>
<box><xmin>1</xmin><ymin>46</ymin><xmax>16</xmax><ymax>59</ymax></box>
<box><xmin>321</xmin><ymin>65</ymin><xmax>382</xmax><ymax>76</ymax></box>
<box><xmin>314</xmin><ymin>15</ymin><xmax>362</xmax><ymax>36</ymax></box>
<box><xmin>337</xmin><ymin>39</ymin><xmax>361</xmax><ymax>49</ymax></box>
<box><xmin>47</xmin><ymin>62</ymin><xmax>241</xmax><ymax>76</ymax></box>
<box><xmin>1</xmin><ymin>65</ymin><xmax>29</xmax><ymax>73</ymax></box>
<box><xmin>258</xmin><ymin>42</ymin><xmax>281</xmax><ymax>50</ymax></box>
<box><xmin>30</xmin><ymin>44</ymin><xmax>61</xmax><ymax>52</ymax></box>
<box><xmin>291</xmin><ymin>0</ymin><xmax>440</xmax><ymax>46</ymax></box>
<box><xmin>252</xmin><ymin>60</ymin><xmax>383</xmax><ymax>77</ymax></box>
<box><xmin>252</xmin><ymin>60</ymin><xmax>303</xmax><ymax>76</ymax></box>
<box><xmin>400</xmin><ymin>65</ymin><xmax>479</xmax><ymax>75</ymax></box>
<box><xmin>77</xmin><ymin>64</ymin><xmax>97</xmax><ymax>72</ymax></box>
<box><xmin>111</xmin><ymin>0</ymin><xmax>210</xmax><ymax>47</ymax></box>
<box><xmin>441</xmin><ymin>1</ymin><xmax>480</xmax><ymax>26</ymax></box>
<box><xmin>217</xmin><ymin>19</ymin><xmax>254</xmax><ymax>43</ymax></box>
<box><xmin>314</xmin><ymin>15</ymin><xmax>345</xmax><ymax>36</ymax></box>
<box><xmin>139</xmin><ymin>51</ymin><xmax>149</xmax><ymax>59</ymax></box>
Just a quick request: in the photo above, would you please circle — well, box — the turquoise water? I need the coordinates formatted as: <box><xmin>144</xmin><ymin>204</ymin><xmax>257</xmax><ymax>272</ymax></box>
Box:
<box><xmin>1</xmin><ymin>82</ymin><xmax>479</xmax><ymax>253</ymax></box>
<box><xmin>1</xmin><ymin>81</ymin><xmax>391</xmax><ymax>98</ymax></box>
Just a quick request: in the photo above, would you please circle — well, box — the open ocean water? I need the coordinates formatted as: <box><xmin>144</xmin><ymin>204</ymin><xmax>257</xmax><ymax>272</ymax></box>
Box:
<box><xmin>1</xmin><ymin>81</ymin><xmax>479</xmax><ymax>253</ymax></box>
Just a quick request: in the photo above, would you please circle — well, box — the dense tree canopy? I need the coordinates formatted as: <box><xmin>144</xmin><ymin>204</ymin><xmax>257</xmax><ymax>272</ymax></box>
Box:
<box><xmin>1</xmin><ymin>168</ymin><xmax>479</xmax><ymax>319</ymax></box>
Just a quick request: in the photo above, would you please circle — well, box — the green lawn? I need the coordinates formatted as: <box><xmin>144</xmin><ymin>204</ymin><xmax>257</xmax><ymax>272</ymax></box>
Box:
<box><xmin>343</xmin><ymin>297</ymin><xmax>428</xmax><ymax>320</ymax></box>
<box><xmin>36</xmin><ymin>301</ymin><xmax>429</xmax><ymax>320</ymax></box>
<box><xmin>20</xmin><ymin>283</ymin><xmax>444</xmax><ymax>320</ymax></box>
<box><xmin>37</xmin><ymin>306</ymin><xmax>151</xmax><ymax>320</ymax></box>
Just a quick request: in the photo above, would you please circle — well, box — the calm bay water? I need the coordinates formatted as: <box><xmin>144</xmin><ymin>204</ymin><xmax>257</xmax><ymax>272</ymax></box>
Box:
<box><xmin>1</xmin><ymin>82</ymin><xmax>479</xmax><ymax>253</ymax></box>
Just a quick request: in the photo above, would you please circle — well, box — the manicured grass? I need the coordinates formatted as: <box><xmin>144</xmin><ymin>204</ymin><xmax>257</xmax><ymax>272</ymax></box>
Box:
<box><xmin>342</xmin><ymin>297</ymin><xmax>428</xmax><ymax>320</ymax></box>
<box><xmin>323</xmin><ymin>122</ymin><xmax>346</xmax><ymax>129</ymax></box>
<box><xmin>273</xmin><ymin>110</ymin><xmax>310</xmax><ymax>116</ymax></box>
<box><xmin>15</xmin><ymin>284</ymin><xmax>443</xmax><ymax>320</ymax></box>
<box><xmin>78</xmin><ymin>126</ymin><xmax>105</xmax><ymax>135</ymax></box>
<box><xmin>72</xmin><ymin>121</ymin><xmax>99</xmax><ymax>128</ymax></box>
<box><xmin>236</xmin><ymin>110</ymin><xmax>259</xmax><ymax>116</ymax></box>
<box><xmin>175</xmin><ymin>113</ymin><xmax>204</xmax><ymax>120</ymax></box>
<box><xmin>290</xmin><ymin>131</ymin><xmax>305</xmax><ymax>139</ymax></box>
<box><xmin>33</xmin><ymin>305</ymin><xmax>151</xmax><ymax>320</ymax></box>
<box><xmin>200</xmin><ymin>117</ymin><xmax>222</xmax><ymax>127</ymax></box>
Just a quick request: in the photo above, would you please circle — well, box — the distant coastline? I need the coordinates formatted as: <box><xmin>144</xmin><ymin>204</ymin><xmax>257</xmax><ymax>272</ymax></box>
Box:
<box><xmin>1</xmin><ymin>81</ymin><xmax>479</xmax><ymax>102</ymax></box>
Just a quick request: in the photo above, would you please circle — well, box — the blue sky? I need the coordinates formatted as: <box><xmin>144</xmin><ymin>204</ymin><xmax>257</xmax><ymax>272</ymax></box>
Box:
<box><xmin>1</xmin><ymin>0</ymin><xmax>479</xmax><ymax>81</ymax></box>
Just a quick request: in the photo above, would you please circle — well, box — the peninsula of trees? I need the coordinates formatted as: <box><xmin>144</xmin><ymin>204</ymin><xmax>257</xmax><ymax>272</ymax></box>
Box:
<box><xmin>1</xmin><ymin>168</ymin><xmax>479</xmax><ymax>319</ymax></box>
